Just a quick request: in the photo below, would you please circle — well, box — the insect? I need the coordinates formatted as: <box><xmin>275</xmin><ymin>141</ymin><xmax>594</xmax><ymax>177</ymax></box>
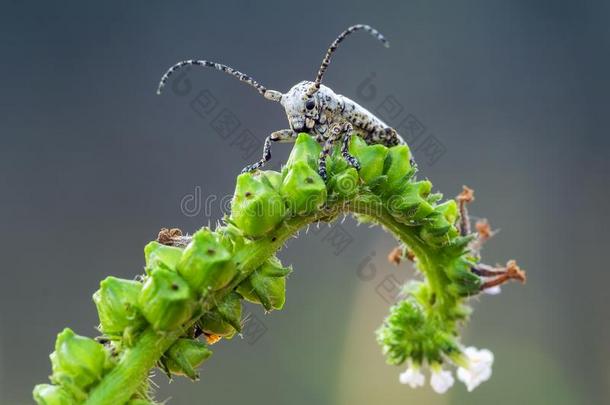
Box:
<box><xmin>157</xmin><ymin>24</ymin><xmax>410</xmax><ymax>180</ymax></box>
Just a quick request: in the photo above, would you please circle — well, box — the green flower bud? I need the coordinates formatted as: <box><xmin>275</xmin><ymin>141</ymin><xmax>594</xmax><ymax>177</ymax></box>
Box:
<box><xmin>93</xmin><ymin>277</ymin><xmax>146</xmax><ymax>339</ymax></box>
<box><xmin>388</xmin><ymin>180</ymin><xmax>434</xmax><ymax>222</ymax></box>
<box><xmin>285</xmin><ymin>133</ymin><xmax>322</xmax><ymax>171</ymax></box>
<box><xmin>446</xmin><ymin>260</ymin><xmax>482</xmax><ymax>297</ymax></box>
<box><xmin>231</xmin><ymin>172</ymin><xmax>287</xmax><ymax>237</ymax></box>
<box><xmin>138</xmin><ymin>268</ymin><xmax>195</xmax><ymax>331</ymax></box>
<box><xmin>426</xmin><ymin>192</ymin><xmax>444</xmax><ymax>204</ymax></box>
<box><xmin>215</xmin><ymin>224</ymin><xmax>246</xmax><ymax>252</ymax></box>
<box><xmin>382</xmin><ymin>145</ymin><xmax>413</xmax><ymax>194</ymax></box>
<box><xmin>280</xmin><ymin>161</ymin><xmax>327</xmax><ymax>214</ymax></box>
<box><xmin>390</xmin><ymin>197</ymin><xmax>434</xmax><ymax>224</ymax></box>
<box><xmin>423</xmin><ymin>213</ymin><xmax>451</xmax><ymax>236</ymax></box>
<box><xmin>328</xmin><ymin>167</ymin><xmax>359</xmax><ymax>199</ymax></box>
<box><xmin>376</xmin><ymin>299</ymin><xmax>425</xmax><ymax>365</ymax></box>
<box><xmin>50</xmin><ymin>328</ymin><xmax>111</xmax><ymax>390</ymax></box>
<box><xmin>435</xmin><ymin>200</ymin><xmax>458</xmax><ymax>223</ymax></box>
<box><xmin>444</xmin><ymin>235</ymin><xmax>474</xmax><ymax>257</ymax></box>
<box><xmin>326</xmin><ymin>146</ymin><xmax>350</xmax><ymax>175</ymax></box>
<box><xmin>216</xmin><ymin>292</ymin><xmax>243</xmax><ymax>331</ymax></box>
<box><xmin>410</xmin><ymin>180</ymin><xmax>432</xmax><ymax>199</ymax></box>
<box><xmin>260</xmin><ymin>170</ymin><xmax>283</xmax><ymax>191</ymax></box>
<box><xmin>423</xmin><ymin>331</ymin><xmax>460</xmax><ymax>364</ymax></box>
<box><xmin>421</xmin><ymin>201</ymin><xmax>459</xmax><ymax>245</ymax></box>
<box><xmin>177</xmin><ymin>229</ymin><xmax>236</xmax><ymax>294</ymax></box>
<box><xmin>33</xmin><ymin>384</ymin><xmax>75</xmax><ymax>405</ymax></box>
<box><xmin>348</xmin><ymin>136</ymin><xmax>389</xmax><ymax>184</ymax></box>
<box><xmin>420</xmin><ymin>224</ymin><xmax>458</xmax><ymax>247</ymax></box>
<box><xmin>235</xmin><ymin>277</ymin><xmax>259</xmax><ymax>304</ymax></box>
<box><xmin>197</xmin><ymin>292</ymin><xmax>242</xmax><ymax>336</ymax></box>
<box><xmin>450</xmin><ymin>271</ymin><xmax>481</xmax><ymax>297</ymax></box>
<box><xmin>237</xmin><ymin>257</ymin><xmax>291</xmax><ymax>311</ymax></box>
<box><xmin>144</xmin><ymin>241</ymin><xmax>183</xmax><ymax>273</ymax></box>
<box><xmin>197</xmin><ymin>310</ymin><xmax>236</xmax><ymax>337</ymax></box>
<box><xmin>163</xmin><ymin>338</ymin><xmax>212</xmax><ymax>380</ymax></box>
<box><xmin>407</xmin><ymin>281</ymin><xmax>432</xmax><ymax>306</ymax></box>
<box><xmin>377</xmin><ymin>298</ymin><xmax>461</xmax><ymax>366</ymax></box>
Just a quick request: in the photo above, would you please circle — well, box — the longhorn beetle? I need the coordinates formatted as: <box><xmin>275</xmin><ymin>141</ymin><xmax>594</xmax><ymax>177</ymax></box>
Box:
<box><xmin>157</xmin><ymin>24</ymin><xmax>411</xmax><ymax>180</ymax></box>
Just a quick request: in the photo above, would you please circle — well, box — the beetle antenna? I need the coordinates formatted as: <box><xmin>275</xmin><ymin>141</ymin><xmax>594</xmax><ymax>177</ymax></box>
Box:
<box><xmin>157</xmin><ymin>60</ymin><xmax>282</xmax><ymax>101</ymax></box>
<box><xmin>307</xmin><ymin>24</ymin><xmax>389</xmax><ymax>96</ymax></box>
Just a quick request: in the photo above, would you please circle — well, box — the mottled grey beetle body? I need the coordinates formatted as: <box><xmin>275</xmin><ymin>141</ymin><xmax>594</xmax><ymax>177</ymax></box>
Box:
<box><xmin>281</xmin><ymin>80</ymin><xmax>404</xmax><ymax>144</ymax></box>
<box><xmin>158</xmin><ymin>25</ymin><xmax>407</xmax><ymax>179</ymax></box>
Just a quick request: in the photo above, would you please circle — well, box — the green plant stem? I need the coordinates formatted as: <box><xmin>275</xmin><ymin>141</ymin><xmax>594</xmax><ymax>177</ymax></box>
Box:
<box><xmin>35</xmin><ymin>133</ymin><xmax>525</xmax><ymax>405</ymax></box>
<box><xmin>348</xmin><ymin>198</ymin><xmax>453</xmax><ymax>312</ymax></box>
<box><xmin>85</xmin><ymin>192</ymin><xmax>455</xmax><ymax>405</ymax></box>
<box><xmin>84</xmin><ymin>329</ymin><xmax>177</xmax><ymax>405</ymax></box>
<box><xmin>84</xmin><ymin>208</ymin><xmax>341</xmax><ymax>404</ymax></box>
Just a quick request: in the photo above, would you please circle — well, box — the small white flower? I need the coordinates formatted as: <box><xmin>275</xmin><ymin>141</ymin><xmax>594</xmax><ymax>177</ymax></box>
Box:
<box><xmin>457</xmin><ymin>346</ymin><xmax>494</xmax><ymax>391</ymax></box>
<box><xmin>399</xmin><ymin>364</ymin><xmax>425</xmax><ymax>388</ymax></box>
<box><xmin>430</xmin><ymin>367</ymin><xmax>454</xmax><ymax>394</ymax></box>
<box><xmin>483</xmin><ymin>285</ymin><xmax>502</xmax><ymax>295</ymax></box>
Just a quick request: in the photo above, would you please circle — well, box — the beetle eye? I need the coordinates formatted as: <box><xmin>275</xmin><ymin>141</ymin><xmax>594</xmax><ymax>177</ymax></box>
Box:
<box><xmin>305</xmin><ymin>99</ymin><xmax>316</xmax><ymax>110</ymax></box>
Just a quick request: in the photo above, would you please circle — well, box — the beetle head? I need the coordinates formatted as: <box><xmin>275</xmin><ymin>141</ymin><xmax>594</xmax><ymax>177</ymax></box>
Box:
<box><xmin>280</xmin><ymin>81</ymin><xmax>327</xmax><ymax>133</ymax></box>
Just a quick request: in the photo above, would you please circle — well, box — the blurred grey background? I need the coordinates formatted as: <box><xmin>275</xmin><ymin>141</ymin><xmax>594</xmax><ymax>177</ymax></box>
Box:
<box><xmin>1</xmin><ymin>0</ymin><xmax>609</xmax><ymax>404</ymax></box>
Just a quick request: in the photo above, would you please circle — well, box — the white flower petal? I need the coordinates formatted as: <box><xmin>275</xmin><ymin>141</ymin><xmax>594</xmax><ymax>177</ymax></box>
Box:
<box><xmin>483</xmin><ymin>285</ymin><xmax>501</xmax><ymax>295</ymax></box>
<box><xmin>430</xmin><ymin>368</ymin><xmax>454</xmax><ymax>394</ymax></box>
<box><xmin>457</xmin><ymin>347</ymin><xmax>494</xmax><ymax>391</ymax></box>
<box><xmin>399</xmin><ymin>366</ymin><xmax>425</xmax><ymax>388</ymax></box>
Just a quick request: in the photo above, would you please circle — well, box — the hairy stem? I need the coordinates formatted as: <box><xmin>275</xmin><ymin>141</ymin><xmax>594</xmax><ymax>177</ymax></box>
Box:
<box><xmin>36</xmin><ymin>133</ymin><xmax>523</xmax><ymax>404</ymax></box>
<box><xmin>348</xmin><ymin>199</ymin><xmax>453</xmax><ymax>312</ymax></box>
<box><xmin>85</xmin><ymin>209</ymin><xmax>341</xmax><ymax>404</ymax></box>
<box><xmin>87</xmin><ymin>196</ymin><xmax>456</xmax><ymax>404</ymax></box>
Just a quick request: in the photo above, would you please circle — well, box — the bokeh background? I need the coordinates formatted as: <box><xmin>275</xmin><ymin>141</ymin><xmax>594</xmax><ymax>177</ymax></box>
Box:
<box><xmin>1</xmin><ymin>0</ymin><xmax>609</xmax><ymax>404</ymax></box>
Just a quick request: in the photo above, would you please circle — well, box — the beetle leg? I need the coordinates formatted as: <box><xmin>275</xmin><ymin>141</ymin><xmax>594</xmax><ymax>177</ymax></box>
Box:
<box><xmin>340</xmin><ymin>123</ymin><xmax>360</xmax><ymax>170</ymax></box>
<box><xmin>241</xmin><ymin>129</ymin><xmax>295</xmax><ymax>173</ymax></box>
<box><xmin>317</xmin><ymin>124</ymin><xmax>343</xmax><ymax>180</ymax></box>
<box><xmin>318</xmin><ymin>123</ymin><xmax>358</xmax><ymax>180</ymax></box>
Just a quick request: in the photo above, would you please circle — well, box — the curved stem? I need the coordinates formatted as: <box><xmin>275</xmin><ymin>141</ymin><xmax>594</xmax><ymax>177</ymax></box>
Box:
<box><xmin>85</xmin><ymin>209</ymin><xmax>341</xmax><ymax>404</ymax></box>
<box><xmin>37</xmin><ymin>134</ymin><xmax>523</xmax><ymax>404</ymax></box>
<box><xmin>84</xmin><ymin>329</ymin><xmax>177</xmax><ymax>405</ymax></box>
<box><xmin>348</xmin><ymin>199</ymin><xmax>453</xmax><ymax>311</ymax></box>
<box><xmin>84</xmin><ymin>195</ymin><xmax>456</xmax><ymax>404</ymax></box>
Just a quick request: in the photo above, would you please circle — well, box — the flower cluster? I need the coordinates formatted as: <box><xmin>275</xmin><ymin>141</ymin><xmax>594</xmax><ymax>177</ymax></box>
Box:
<box><xmin>399</xmin><ymin>346</ymin><xmax>494</xmax><ymax>393</ymax></box>
<box><xmin>33</xmin><ymin>133</ymin><xmax>524</xmax><ymax>404</ymax></box>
